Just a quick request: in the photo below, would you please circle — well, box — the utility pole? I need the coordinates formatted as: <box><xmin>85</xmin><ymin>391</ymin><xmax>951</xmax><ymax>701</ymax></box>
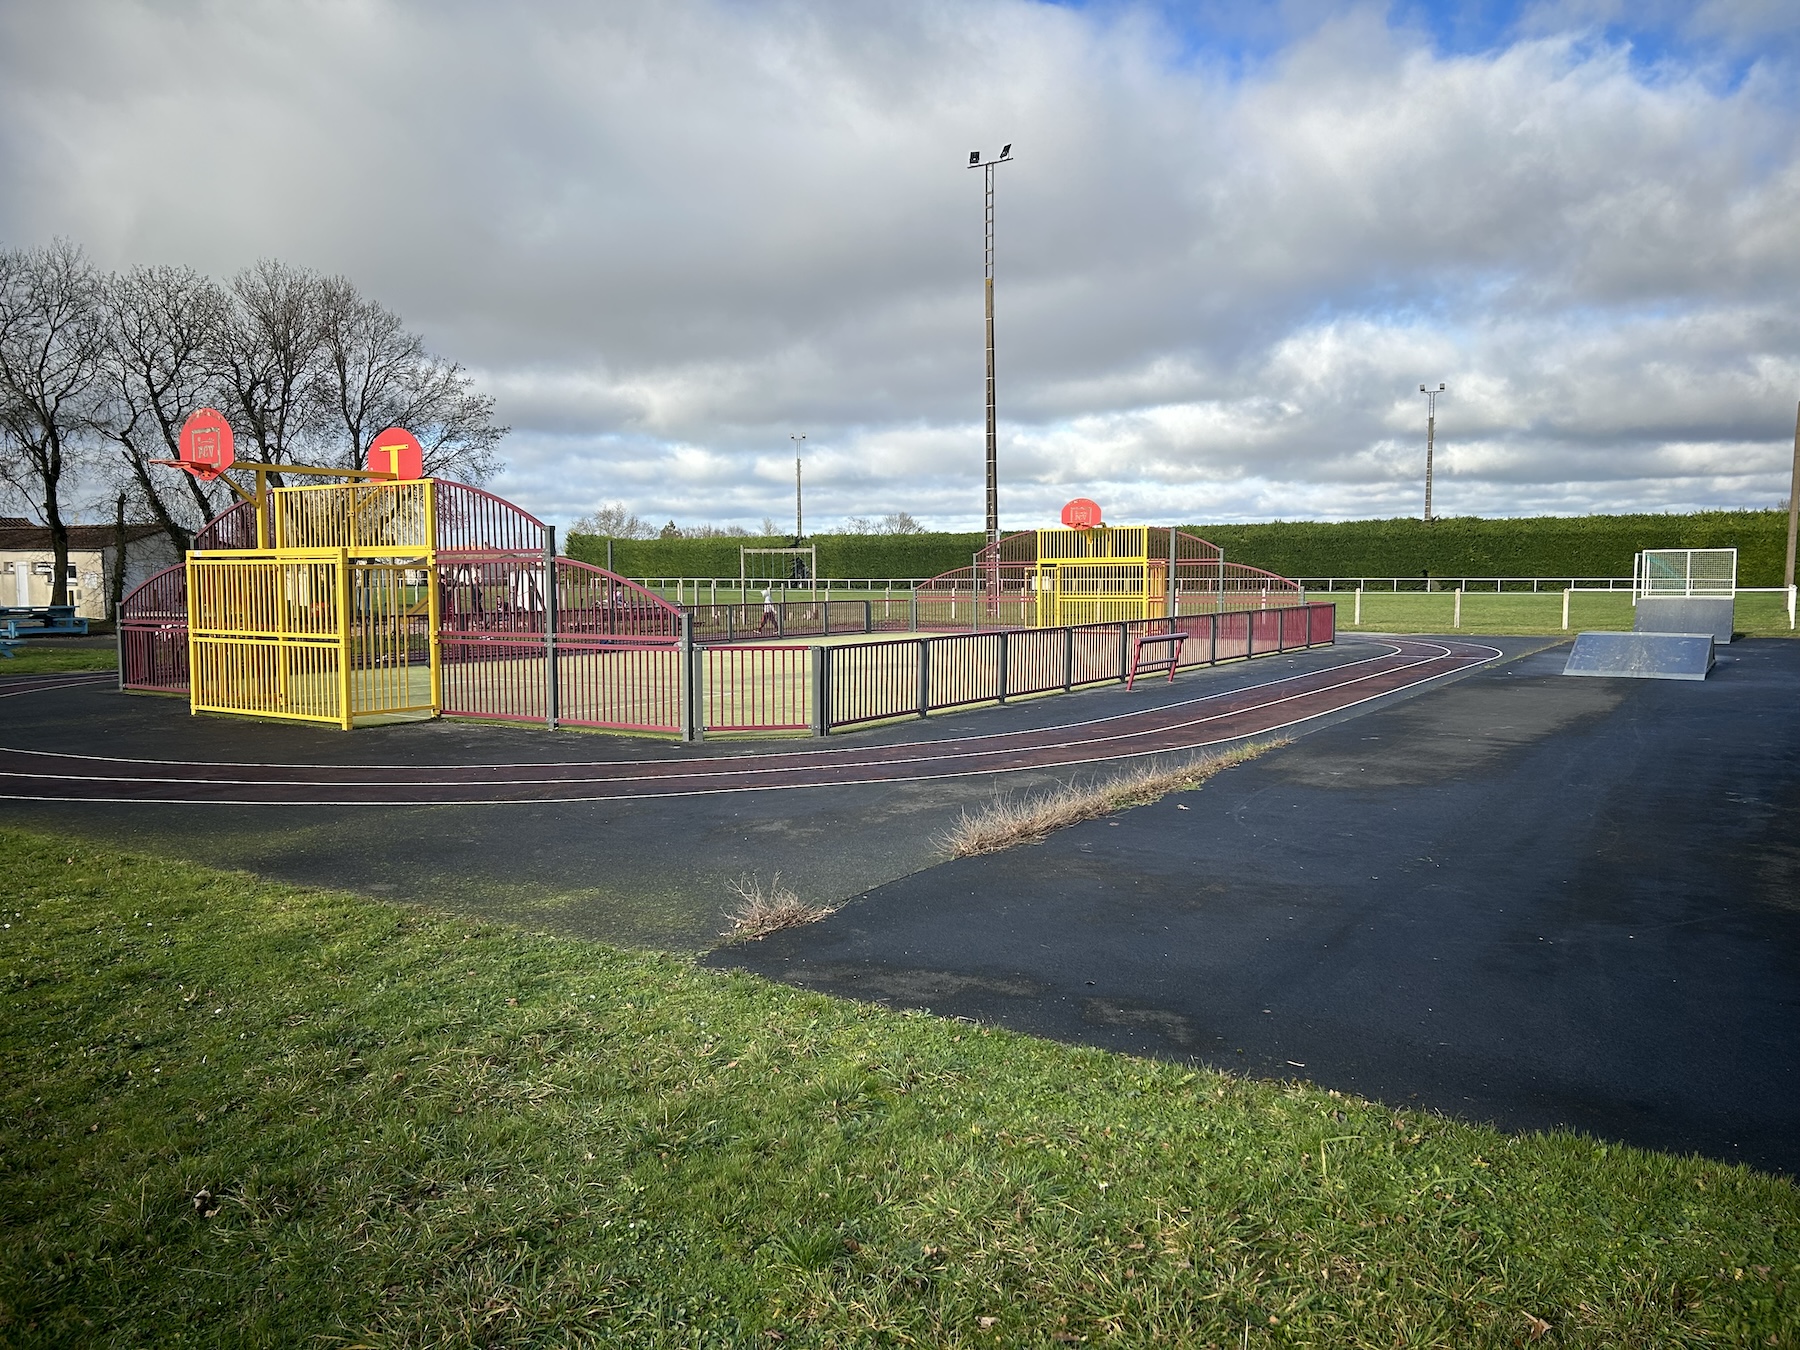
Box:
<box><xmin>969</xmin><ymin>144</ymin><xmax>1013</xmax><ymax>549</ymax></box>
<box><xmin>791</xmin><ymin>434</ymin><xmax>806</xmax><ymax>539</ymax></box>
<box><xmin>1419</xmin><ymin>383</ymin><xmax>1446</xmax><ymax>523</ymax></box>
<box><xmin>1786</xmin><ymin>401</ymin><xmax>1799</xmax><ymax>590</ymax></box>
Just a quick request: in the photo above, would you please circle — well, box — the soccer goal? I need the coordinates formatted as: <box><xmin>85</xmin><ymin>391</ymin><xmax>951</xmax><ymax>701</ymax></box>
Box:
<box><xmin>1635</xmin><ymin>548</ymin><xmax>1737</xmax><ymax>598</ymax></box>
<box><xmin>740</xmin><ymin>545</ymin><xmax>818</xmax><ymax>602</ymax></box>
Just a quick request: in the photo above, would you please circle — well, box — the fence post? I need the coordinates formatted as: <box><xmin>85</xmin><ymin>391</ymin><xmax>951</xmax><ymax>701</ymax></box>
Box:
<box><xmin>543</xmin><ymin>526</ymin><xmax>560</xmax><ymax>730</ymax></box>
<box><xmin>1246</xmin><ymin>610</ymin><xmax>1254</xmax><ymax>660</ymax></box>
<box><xmin>1562</xmin><ymin>587</ymin><xmax>1571</xmax><ymax>631</ymax></box>
<box><xmin>863</xmin><ymin>599</ymin><xmax>872</xmax><ymax>633</ymax></box>
<box><xmin>997</xmin><ymin>630</ymin><xmax>1009</xmax><ymax>704</ymax></box>
<box><xmin>1167</xmin><ymin>525</ymin><xmax>1177</xmax><ymax>618</ymax></box>
<box><xmin>679</xmin><ymin>612</ymin><xmax>697</xmax><ymax>743</ymax></box>
<box><xmin>335</xmin><ymin>548</ymin><xmax>353</xmax><ymax>731</ymax></box>
<box><xmin>777</xmin><ymin>601</ymin><xmax>785</xmax><ymax>638</ymax></box>
<box><xmin>918</xmin><ymin>637</ymin><xmax>930</xmax><ymax>718</ymax></box>
<box><xmin>810</xmin><ymin>645</ymin><xmax>827</xmax><ymax>736</ymax></box>
<box><xmin>909</xmin><ymin>590</ymin><xmax>919</xmax><ymax>632</ymax></box>
<box><xmin>1453</xmin><ymin>587</ymin><xmax>1462</xmax><ymax>630</ymax></box>
<box><xmin>113</xmin><ymin>604</ymin><xmax>124</xmax><ymax>692</ymax></box>
<box><xmin>1063</xmin><ymin>625</ymin><xmax>1074</xmax><ymax>691</ymax></box>
<box><xmin>1207</xmin><ymin>612</ymin><xmax>1217</xmax><ymax>665</ymax></box>
<box><xmin>1118</xmin><ymin>623</ymin><xmax>1129</xmax><ymax>683</ymax></box>
<box><xmin>1354</xmin><ymin>587</ymin><xmax>1362</xmax><ymax>626</ymax></box>
<box><xmin>1305</xmin><ymin>602</ymin><xmax>1314</xmax><ymax>648</ymax></box>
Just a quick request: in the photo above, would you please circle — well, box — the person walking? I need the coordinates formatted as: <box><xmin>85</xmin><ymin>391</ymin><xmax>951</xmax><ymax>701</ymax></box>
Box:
<box><xmin>759</xmin><ymin>584</ymin><xmax>779</xmax><ymax>633</ymax></box>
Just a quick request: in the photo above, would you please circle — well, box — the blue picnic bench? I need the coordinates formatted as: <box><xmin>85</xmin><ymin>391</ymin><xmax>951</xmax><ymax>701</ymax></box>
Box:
<box><xmin>0</xmin><ymin>604</ymin><xmax>90</xmax><ymax>644</ymax></box>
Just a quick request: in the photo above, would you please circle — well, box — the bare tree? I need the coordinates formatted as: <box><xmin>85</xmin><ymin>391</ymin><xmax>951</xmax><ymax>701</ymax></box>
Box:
<box><xmin>210</xmin><ymin>259</ymin><xmax>332</xmax><ymax>480</ymax></box>
<box><xmin>306</xmin><ymin>272</ymin><xmax>507</xmax><ymax>482</ymax></box>
<box><xmin>571</xmin><ymin>501</ymin><xmax>655</xmax><ymax>538</ymax></box>
<box><xmin>0</xmin><ymin>240</ymin><xmax>108</xmax><ymax>607</ymax></box>
<box><xmin>100</xmin><ymin>264</ymin><xmax>232</xmax><ymax>552</ymax></box>
<box><xmin>389</xmin><ymin>354</ymin><xmax>505</xmax><ymax>483</ymax></box>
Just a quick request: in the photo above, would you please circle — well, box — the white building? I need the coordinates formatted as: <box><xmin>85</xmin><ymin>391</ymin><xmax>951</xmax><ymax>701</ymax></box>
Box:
<box><xmin>0</xmin><ymin>519</ymin><xmax>183</xmax><ymax>620</ymax></box>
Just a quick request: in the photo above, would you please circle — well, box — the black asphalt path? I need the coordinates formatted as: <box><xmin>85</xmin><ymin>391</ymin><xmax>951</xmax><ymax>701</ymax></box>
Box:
<box><xmin>713</xmin><ymin>639</ymin><xmax>1800</xmax><ymax>1176</ymax></box>
<box><xmin>2</xmin><ymin>638</ymin><xmax>1498</xmax><ymax>948</ymax></box>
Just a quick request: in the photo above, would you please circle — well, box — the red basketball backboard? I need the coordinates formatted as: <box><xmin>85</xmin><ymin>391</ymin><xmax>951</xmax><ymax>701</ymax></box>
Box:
<box><xmin>178</xmin><ymin>408</ymin><xmax>235</xmax><ymax>480</ymax></box>
<box><xmin>1060</xmin><ymin>497</ymin><xmax>1103</xmax><ymax>528</ymax></box>
<box><xmin>367</xmin><ymin>427</ymin><xmax>424</xmax><ymax>481</ymax></box>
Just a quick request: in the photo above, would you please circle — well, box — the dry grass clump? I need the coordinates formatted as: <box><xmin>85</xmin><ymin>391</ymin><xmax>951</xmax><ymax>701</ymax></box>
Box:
<box><xmin>938</xmin><ymin>740</ymin><xmax>1282</xmax><ymax>858</ymax></box>
<box><xmin>720</xmin><ymin>873</ymin><xmax>838</xmax><ymax>942</ymax></box>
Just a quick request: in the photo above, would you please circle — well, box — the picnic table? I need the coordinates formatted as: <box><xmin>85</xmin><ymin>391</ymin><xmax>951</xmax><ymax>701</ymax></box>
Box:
<box><xmin>0</xmin><ymin>604</ymin><xmax>89</xmax><ymax>641</ymax></box>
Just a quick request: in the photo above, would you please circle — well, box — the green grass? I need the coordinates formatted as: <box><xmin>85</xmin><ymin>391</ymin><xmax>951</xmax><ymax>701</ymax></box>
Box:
<box><xmin>3</xmin><ymin>827</ymin><xmax>1796</xmax><ymax>1347</ymax></box>
<box><xmin>1315</xmin><ymin>588</ymin><xmax>1797</xmax><ymax>638</ymax></box>
<box><xmin>0</xmin><ymin>646</ymin><xmax>117</xmax><ymax>675</ymax></box>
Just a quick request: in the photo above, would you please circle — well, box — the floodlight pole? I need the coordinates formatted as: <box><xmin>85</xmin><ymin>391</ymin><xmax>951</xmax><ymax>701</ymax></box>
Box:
<box><xmin>1785</xmin><ymin>400</ymin><xmax>1800</xmax><ymax>591</ymax></box>
<box><xmin>791</xmin><ymin>434</ymin><xmax>806</xmax><ymax>540</ymax></box>
<box><xmin>970</xmin><ymin>144</ymin><xmax>1013</xmax><ymax>550</ymax></box>
<box><xmin>1419</xmin><ymin>383</ymin><xmax>1446</xmax><ymax>523</ymax></box>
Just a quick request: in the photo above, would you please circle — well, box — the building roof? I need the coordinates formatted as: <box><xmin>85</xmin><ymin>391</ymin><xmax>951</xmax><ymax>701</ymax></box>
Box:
<box><xmin>0</xmin><ymin>524</ymin><xmax>171</xmax><ymax>552</ymax></box>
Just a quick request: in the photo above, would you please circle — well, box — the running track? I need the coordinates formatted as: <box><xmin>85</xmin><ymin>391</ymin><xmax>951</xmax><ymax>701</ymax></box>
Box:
<box><xmin>0</xmin><ymin>638</ymin><xmax>1501</xmax><ymax>806</ymax></box>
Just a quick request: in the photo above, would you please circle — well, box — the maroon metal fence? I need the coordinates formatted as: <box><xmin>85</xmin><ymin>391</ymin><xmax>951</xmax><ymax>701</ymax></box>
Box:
<box><xmin>118</xmin><ymin>564</ymin><xmax>190</xmax><ymax>693</ymax></box>
<box><xmin>194</xmin><ymin>500</ymin><xmax>258</xmax><ymax>551</ymax></box>
<box><xmin>684</xmin><ymin>599</ymin><xmax>873</xmax><ymax>643</ymax></box>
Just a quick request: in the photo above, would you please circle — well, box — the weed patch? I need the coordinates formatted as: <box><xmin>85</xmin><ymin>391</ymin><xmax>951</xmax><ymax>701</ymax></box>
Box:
<box><xmin>939</xmin><ymin>742</ymin><xmax>1276</xmax><ymax>857</ymax></box>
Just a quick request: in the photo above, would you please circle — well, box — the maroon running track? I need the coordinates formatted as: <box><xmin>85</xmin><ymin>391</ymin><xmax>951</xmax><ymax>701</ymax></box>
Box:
<box><xmin>0</xmin><ymin>639</ymin><xmax>1499</xmax><ymax>806</ymax></box>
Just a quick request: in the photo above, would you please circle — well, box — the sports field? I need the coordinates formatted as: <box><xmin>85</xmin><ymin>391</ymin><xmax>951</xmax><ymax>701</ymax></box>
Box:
<box><xmin>1317</xmin><ymin>587</ymin><xmax>1795</xmax><ymax>637</ymax></box>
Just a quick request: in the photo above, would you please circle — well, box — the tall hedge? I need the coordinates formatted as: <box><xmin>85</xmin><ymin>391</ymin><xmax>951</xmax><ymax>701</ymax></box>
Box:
<box><xmin>566</xmin><ymin>511</ymin><xmax>1792</xmax><ymax>586</ymax></box>
<box><xmin>565</xmin><ymin>532</ymin><xmax>989</xmax><ymax>580</ymax></box>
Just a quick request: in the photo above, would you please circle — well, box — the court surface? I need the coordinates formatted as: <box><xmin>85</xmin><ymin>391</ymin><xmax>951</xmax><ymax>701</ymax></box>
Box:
<box><xmin>712</xmin><ymin>639</ymin><xmax>1800</xmax><ymax>1175</ymax></box>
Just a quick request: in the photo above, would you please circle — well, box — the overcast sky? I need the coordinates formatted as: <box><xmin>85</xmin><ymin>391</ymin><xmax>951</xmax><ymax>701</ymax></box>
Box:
<box><xmin>4</xmin><ymin>0</ymin><xmax>1798</xmax><ymax>532</ymax></box>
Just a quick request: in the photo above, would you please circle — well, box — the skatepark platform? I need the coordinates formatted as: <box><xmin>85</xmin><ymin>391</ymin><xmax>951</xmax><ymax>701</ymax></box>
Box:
<box><xmin>1564</xmin><ymin>630</ymin><xmax>1715</xmax><ymax>681</ymax></box>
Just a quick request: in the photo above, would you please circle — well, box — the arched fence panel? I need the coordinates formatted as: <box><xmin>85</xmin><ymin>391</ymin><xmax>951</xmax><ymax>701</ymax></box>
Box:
<box><xmin>194</xmin><ymin>500</ymin><xmax>257</xmax><ymax>551</ymax></box>
<box><xmin>118</xmin><ymin>563</ymin><xmax>189</xmax><ymax>693</ymax></box>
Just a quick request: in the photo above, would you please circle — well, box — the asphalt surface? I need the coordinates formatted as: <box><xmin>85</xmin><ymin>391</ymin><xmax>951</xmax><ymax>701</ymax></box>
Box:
<box><xmin>2</xmin><ymin>638</ymin><xmax>1500</xmax><ymax>949</ymax></box>
<box><xmin>713</xmin><ymin>638</ymin><xmax>1800</xmax><ymax>1176</ymax></box>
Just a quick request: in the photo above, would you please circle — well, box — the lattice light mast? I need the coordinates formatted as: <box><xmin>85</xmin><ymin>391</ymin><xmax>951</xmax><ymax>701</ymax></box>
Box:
<box><xmin>1419</xmin><ymin>382</ymin><xmax>1446</xmax><ymax>523</ymax></box>
<box><xmin>790</xmin><ymin>433</ymin><xmax>806</xmax><ymax>538</ymax></box>
<box><xmin>969</xmin><ymin>143</ymin><xmax>1013</xmax><ymax>549</ymax></box>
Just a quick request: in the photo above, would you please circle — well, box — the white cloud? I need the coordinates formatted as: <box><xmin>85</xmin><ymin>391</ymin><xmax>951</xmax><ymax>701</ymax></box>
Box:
<box><xmin>2</xmin><ymin>0</ymin><xmax>1796</xmax><ymax>536</ymax></box>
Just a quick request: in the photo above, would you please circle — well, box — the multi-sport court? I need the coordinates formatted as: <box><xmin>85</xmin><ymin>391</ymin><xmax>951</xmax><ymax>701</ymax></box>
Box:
<box><xmin>5</xmin><ymin>472</ymin><xmax>1797</xmax><ymax>1176</ymax></box>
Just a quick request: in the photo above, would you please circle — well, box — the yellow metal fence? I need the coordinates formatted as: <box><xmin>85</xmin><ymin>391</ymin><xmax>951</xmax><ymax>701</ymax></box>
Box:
<box><xmin>188</xmin><ymin>550</ymin><xmax>436</xmax><ymax>729</ymax></box>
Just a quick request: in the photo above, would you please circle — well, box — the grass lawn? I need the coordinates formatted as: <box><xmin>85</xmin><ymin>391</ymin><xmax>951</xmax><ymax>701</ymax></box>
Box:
<box><xmin>1313</xmin><ymin>588</ymin><xmax>1797</xmax><ymax>638</ymax></box>
<box><xmin>0</xmin><ymin>646</ymin><xmax>117</xmax><ymax>675</ymax></box>
<box><xmin>2</xmin><ymin>827</ymin><xmax>1797</xmax><ymax>1346</ymax></box>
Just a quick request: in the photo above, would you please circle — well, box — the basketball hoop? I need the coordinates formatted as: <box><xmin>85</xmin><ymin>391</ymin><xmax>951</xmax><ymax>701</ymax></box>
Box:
<box><xmin>1060</xmin><ymin>498</ymin><xmax>1103</xmax><ymax>529</ymax></box>
<box><xmin>160</xmin><ymin>408</ymin><xmax>236</xmax><ymax>481</ymax></box>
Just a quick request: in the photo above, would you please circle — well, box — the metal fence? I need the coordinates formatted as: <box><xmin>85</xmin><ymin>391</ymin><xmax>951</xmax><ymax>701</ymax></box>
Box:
<box><xmin>817</xmin><ymin>602</ymin><xmax>1335</xmax><ymax>732</ymax></box>
<box><xmin>1296</xmin><ymin>575</ymin><xmax>1633</xmax><ymax>593</ymax></box>
<box><xmin>118</xmin><ymin>563</ymin><xmax>190</xmax><ymax>693</ymax></box>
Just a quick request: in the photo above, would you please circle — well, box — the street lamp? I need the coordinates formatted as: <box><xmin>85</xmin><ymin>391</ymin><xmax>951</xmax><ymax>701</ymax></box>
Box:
<box><xmin>969</xmin><ymin>143</ymin><xmax>1013</xmax><ymax>548</ymax></box>
<box><xmin>1419</xmin><ymin>383</ymin><xmax>1446</xmax><ymax>523</ymax></box>
<box><xmin>790</xmin><ymin>434</ymin><xmax>806</xmax><ymax>539</ymax></box>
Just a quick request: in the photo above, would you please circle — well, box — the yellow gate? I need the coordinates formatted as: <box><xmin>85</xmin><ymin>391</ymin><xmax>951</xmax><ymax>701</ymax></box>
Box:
<box><xmin>187</xmin><ymin>480</ymin><xmax>440</xmax><ymax>729</ymax></box>
<box><xmin>1034</xmin><ymin>526</ymin><xmax>1170</xmax><ymax>626</ymax></box>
